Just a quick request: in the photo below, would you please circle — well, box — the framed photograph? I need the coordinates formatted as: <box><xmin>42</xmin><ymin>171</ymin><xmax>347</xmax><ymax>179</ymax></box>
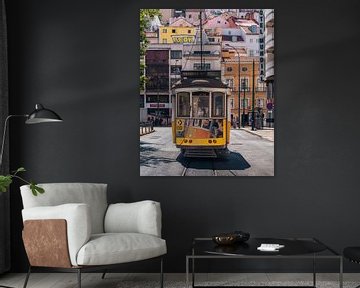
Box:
<box><xmin>140</xmin><ymin>9</ymin><xmax>274</xmax><ymax>176</ymax></box>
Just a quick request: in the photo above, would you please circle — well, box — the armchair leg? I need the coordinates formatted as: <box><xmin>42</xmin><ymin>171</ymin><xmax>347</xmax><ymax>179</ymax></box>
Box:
<box><xmin>160</xmin><ymin>257</ymin><xmax>164</xmax><ymax>288</ymax></box>
<box><xmin>23</xmin><ymin>266</ymin><xmax>31</xmax><ymax>288</ymax></box>
<box><xmin>101</xmin><ymin>270</ymin><xmax>107</xmax><ymax>279</ymax></box>
<box><xmin>77</xmin><ymin>268</ymin><xmax>81</xmax><ymax>288</ymax></box>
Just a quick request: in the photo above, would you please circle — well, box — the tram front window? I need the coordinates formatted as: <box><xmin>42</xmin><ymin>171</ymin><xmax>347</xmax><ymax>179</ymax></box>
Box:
<box><xmin>177</xmin><ymin>92</ymin><xmax>190</xmax><ymax>117</ymax></box>
<box><xmin>212</xmin><ymin>92</ymin><xmax>225</xmax><ymax>117</ymax></box>
<box><xmin>192</xmin><ymin>92</ymin><xmax>209</xmax><ymax>118</ymax></box>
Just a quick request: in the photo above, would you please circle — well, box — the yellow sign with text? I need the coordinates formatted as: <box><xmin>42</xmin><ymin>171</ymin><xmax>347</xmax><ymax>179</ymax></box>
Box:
<box><xmin>171</xmin><ymin>35</ymin><xmax>195</xmax><ymax>44</ymax></box>
<box><xmin>176</xmin><ymin>119</ymin><xmax>184</xmax><ymax>131</ymax></box>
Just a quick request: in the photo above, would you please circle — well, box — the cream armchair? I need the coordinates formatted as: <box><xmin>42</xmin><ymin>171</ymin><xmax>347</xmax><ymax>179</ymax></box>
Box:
<box><xmin>20</xmin><ymin>183</ymin><xmax>166</xmax><ymax>288</ymax></box>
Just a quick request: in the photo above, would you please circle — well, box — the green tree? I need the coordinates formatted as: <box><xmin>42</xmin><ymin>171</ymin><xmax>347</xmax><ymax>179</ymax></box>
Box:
<box><xmin>140</xmin><ymin>9</ymin><xmax>160</xmax><ymax>89</ymax></box>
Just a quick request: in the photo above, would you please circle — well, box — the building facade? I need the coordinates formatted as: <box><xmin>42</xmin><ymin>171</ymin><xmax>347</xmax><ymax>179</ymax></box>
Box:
<box><xmin>159</xmin><ymin>9</ymin><xmax>173</xmax><ymax>24</ymax></box>
<box><xmin>159</xmin><ymin>21</ymin><xmax>196</xmax><ymax>44</ymax></box>
<box><xmin>140</xmin><ymin>9</ymin><xmax>270</xmax><ymax>128</ymax></box>
<box><xmin>184</xmin><ymin>9</ymin><xmax>202</xmax><ymax>24</ymax></box>
<box><xmin>142</xmin><ymin>48</ymin><xmax>171</xmax><ymax>123</ymax></box>
<box><xmin>262</xmin><ymin>9</ymin><xmax>275</xmax><ymax>127</ymax></box>
<box><xmin>222</xmin><ymin>51</ymin><xmax>267</xmax><ymax>128</ymax></box>
<box><xmin>182</xmin><ymin>43</ymin><xmax>222</xmax><ymax>73</ymax></box>
<box><xmin>140</xmin><ymin>43</ymin><xmax>184</xmax><ymax>123</ymax></box>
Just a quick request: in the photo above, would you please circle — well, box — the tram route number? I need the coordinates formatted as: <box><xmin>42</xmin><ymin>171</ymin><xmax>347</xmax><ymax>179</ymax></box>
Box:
<box><xmin>176</xmin><ymin>119</ymin><xmax>184</xmax><ymax>131</ymax></box>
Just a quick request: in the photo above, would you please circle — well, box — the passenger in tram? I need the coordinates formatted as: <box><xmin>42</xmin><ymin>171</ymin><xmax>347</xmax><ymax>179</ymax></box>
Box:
<box><xmin>210</xmin><ymin>119</ymin><xmax>224</xmax><ymax>138</ymax></box>
<box><xmin>202</xmin><ymin>119</ymin><xmax>210</xmax><ymax>129</ymax></box>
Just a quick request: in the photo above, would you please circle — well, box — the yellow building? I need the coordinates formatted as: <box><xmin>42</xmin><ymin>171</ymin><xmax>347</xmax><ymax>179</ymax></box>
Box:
<box><xmin>222</xmin><ymin>50</ymin><xmax>267</xmax><ymax>127</ymax></box>
<box><xmin>159</xmin><ymin>26</ymin><xmax>196</xmax><ymax>44</ymax></box>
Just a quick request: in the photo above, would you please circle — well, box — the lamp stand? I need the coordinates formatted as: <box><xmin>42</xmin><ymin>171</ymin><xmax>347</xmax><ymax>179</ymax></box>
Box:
<box><xmin>0</xmin><ymin>115</ymin><xmax>28</xmax><ymax>168</ymax></box>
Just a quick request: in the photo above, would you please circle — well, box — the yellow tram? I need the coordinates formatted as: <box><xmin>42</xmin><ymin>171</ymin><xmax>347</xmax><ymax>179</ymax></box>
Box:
<box><xmin>172</xmin><ymin>77</ymin><xmax>231</xmax><ymax>158</ymax></box>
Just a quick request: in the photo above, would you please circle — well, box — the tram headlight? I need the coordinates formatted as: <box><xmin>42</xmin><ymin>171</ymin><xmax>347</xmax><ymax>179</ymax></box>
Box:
<box><xmin>213</xmin><ymin>140</ymin><xmax>217</xmax><ymax>144</ymax></box>
<box><xmin>208</xmin><ymin>140</ymin><xmax>212</xmax><ymax>143</ymax></box>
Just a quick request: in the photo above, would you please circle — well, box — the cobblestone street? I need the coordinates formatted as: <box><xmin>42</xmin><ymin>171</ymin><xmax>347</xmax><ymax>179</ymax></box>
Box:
<box><xmin>140</xmin><ymin>127</ymin><xmax>274</xmax><ymax>176</ymax></box>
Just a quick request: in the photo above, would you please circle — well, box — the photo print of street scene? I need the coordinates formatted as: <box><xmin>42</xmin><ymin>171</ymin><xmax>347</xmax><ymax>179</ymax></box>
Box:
<box><xmin>140</xmin><ymin>9</ymin><xmax>274</xmax><ymax>176</ymax></box>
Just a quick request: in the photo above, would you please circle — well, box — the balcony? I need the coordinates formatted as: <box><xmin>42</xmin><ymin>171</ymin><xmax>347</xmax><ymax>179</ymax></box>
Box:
<box><xmin>265</xmin><ymin>9</ymin><xmax>274</xmax><ymax>26</ymax></box>
<box><xmin>183</xmin><ymin>51</ymin><xmax>221</xmax><ymax>58</ymax></box>
<box><xmin>256</xmin><ymin>86</ymin><xmax>267</xmax><ymax>92</ymax></box>
<box><xmin>265</xmin><ymin>33</ymin><xmax>274</xmax><ymax>53</ymax></box>
<box><xmin>266</xmin><ymin>60</ymin><xmax>274</xmax><ymax>79</ymax></box>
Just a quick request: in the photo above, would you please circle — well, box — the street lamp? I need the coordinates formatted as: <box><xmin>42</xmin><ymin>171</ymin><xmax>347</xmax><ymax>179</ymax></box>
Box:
<box><xmin>225</xmin><ymin>43</ymin><xmax>241</xmax><ymax>128</ymax></box>
<box><xmin>251</xmin><ymin>59</ymin><xmax>255</xmax><ymax>131</ymax></box>
<box><xmin>157</xmin><ymin>76</ymin><xmax>160</xmax><ymax>123</ymax></box>
<box><xmin>242</xmin><ymin>78</ymin><xmax>246</xmax><ymax>127</ymax></box>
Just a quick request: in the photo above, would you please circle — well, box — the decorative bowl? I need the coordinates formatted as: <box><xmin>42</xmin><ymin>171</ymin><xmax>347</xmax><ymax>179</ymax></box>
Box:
<box><xmin>212</xmin><ymin>231</ymin><xmax>250</xmax><ymax>246</ymax></box>
<box><xmin>212</xmin><ymin>233</ymin><xmax>238</xmax><ymax>245</ymax></box>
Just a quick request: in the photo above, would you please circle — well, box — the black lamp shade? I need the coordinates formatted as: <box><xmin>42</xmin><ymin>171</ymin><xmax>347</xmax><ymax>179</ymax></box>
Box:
<box><xmin>25</xmin><ymin>104</ymin><xmax>63</xmax><ymax>124</ymax></box>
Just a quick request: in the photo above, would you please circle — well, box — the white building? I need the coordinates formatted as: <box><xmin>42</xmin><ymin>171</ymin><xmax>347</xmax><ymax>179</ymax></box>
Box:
<box><xmin>264</xmin><ymin>9</ymin><xmax>274</xmax><ymax>81</ymax></box>
<box><xmin>182</xmin><ymin>43</ymin><xmax>222</xmax><ymax>72</ymax></box>
<box><xmin>260</xmin><ymin>9</ymin><xmax>275</xmax><ymax>127</ymax></box>
<box><xmin>182</xmin><ymin>30</ymin><xmax>221</xmax><ymax>74</ymax></box>
<box><xmin>236</xmin><ymin>19</ymin><xmax>260</xmax><ymax>57</ymax></box>
<box><xmin>201</xmin><ymin>14</ymin><xmax>260</xmax><ymax>57</ymax></box>
<box><xmin>221</xmin><ymin>21</ymin><xmax>260</xmax><ymax>56</ymax></box>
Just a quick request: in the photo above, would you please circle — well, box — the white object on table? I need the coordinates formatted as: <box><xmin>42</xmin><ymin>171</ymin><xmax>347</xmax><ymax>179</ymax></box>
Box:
<box><xmin>257</xmin><ymin>243</ymin><xmax>285</xmax><ymax>251</ymax></box>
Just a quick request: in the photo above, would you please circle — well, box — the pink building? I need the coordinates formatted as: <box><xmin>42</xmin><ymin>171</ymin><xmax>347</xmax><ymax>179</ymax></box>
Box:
<box><xmin>203</xmin><ymin>14</ymin><xmax>237</xmax><ymax>29</ymax></box>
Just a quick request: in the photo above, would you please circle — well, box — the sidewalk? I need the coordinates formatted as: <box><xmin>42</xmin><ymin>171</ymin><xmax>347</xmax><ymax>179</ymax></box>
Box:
<box><xmin>139</xmin><ymin>124</ymin><xmax>154</xmax><ymax>136</ymax></box>
<box><xmin>240</xmin><ymin>126</ymin><xmax>274</xmax><ymax>142</ymax></box>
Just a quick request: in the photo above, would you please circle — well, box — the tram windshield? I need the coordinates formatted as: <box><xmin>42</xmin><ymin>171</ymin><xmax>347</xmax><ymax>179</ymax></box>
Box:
<box><xmin>192</xmin><ymin>92</ymin><xmax>209</xmax><ymax>118</ymax></box>
<box><xmin>212</xmin><ymin>92</ymin><xmax>225</xmax><ymax>117</ymax></box>
<box><xmin>177</xmin><ymin>92</ymin><xmax>190</xmax><ymax>117</ymax></box>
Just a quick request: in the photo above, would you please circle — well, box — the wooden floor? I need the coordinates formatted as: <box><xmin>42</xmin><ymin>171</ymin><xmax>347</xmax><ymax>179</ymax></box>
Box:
<box><xmin>0</xmin><ymin>273</ymin><xmax>359</xmax><ymax>288</ymax></box>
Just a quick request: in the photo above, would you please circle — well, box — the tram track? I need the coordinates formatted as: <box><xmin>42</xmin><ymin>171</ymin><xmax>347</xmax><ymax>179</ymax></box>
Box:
<box><xmin>181</xmin><ymin>158</ymin><xmax>218</xmax><ymax>176</ymax></box>
<box><xmin>228</xmin><ymin>170</ymin><xmax>237</xmax><ymax>176</ymax></box>
<box><xmin>211</xmin><ymin>160</ymin><xmax>217</xmax><ymax>176</ymax></box>
<box><xmin>181</xmin><ymin>164</ymin><xmax>188</xmax><ymax>176</ymax></box>
<box><xmin>181</xmin><ymin>158</ymin><xmax>190</xmax><ymax>176</ymax></box>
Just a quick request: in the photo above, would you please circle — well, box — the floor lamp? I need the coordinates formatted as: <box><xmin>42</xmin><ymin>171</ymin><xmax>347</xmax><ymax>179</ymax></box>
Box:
<box><xmin>0</xmin><ymin>104</ymin><xmax>63</xmax><ymax>167</ymax></box>
<box><xmin>0</xmin><ymin>103</ymin><xmax>62</xmax><ymax>288</ymax></box>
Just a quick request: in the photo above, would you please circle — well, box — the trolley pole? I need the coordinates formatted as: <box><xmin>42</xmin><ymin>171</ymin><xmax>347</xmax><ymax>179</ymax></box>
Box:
<box><xmin>225</xmin><ymin>43</ymin><xmax>240</xmax><ymax>129</ymax></box>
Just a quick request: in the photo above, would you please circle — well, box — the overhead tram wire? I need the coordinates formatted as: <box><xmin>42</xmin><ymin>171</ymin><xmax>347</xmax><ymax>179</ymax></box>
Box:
<box><xmin>200</xmin><ymin>9</ymin><xmax>203</xmax><ymax>70</ymax></box>
<box><xmin>182</xmin><ymin>11</ymin><xmax>204</xmax><ymax>75</ymax></box>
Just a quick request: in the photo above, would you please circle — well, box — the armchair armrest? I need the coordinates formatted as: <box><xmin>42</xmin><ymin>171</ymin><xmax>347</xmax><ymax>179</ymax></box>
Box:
<box><xmin>104</xmin><ymin>200</ymin><xmax>162</xmax><ymax>237</ymax></box>
<box><xmin>22</xmin><ymin>203</ymin><xmax>91</xmax><ymax>266</ymax></box>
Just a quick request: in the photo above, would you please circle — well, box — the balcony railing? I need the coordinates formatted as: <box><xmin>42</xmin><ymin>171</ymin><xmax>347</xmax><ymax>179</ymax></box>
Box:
<box><xmin>266</xmin><ymin>60</ymin><xmax>274</xmax><ymax>70</ymax></box>
<box><xmin>230</xmin><ymin>87</ymin><xmax>266</xmax><ymax>92</ymax></box>
<box><xmin>183</xmin><ymin>54</ymin><xmax>221</xmax><ymax>58</ymax></box>
<box><xmin>265</xmin><ymin>61</ymin><xmax>274</xmax><ymax>78</ymax></box>
<box><xmin>266</xmin><ymin>33</ymin><xmax>274</xmax><ymax>45</ymax></box>
<box><xmin>265</xmin><ymin>40</ymin><xmax>274</xmax><ymax>53</ymax></box>
<box><xmin>265</xmin><ymin>9</ymin><xmax>274</xmax><ymax>24</ymax></box>
<box><xmin>256</xmin><ymin>87</ymin><xmax>267</xmax><ymax>92</ymax></box>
